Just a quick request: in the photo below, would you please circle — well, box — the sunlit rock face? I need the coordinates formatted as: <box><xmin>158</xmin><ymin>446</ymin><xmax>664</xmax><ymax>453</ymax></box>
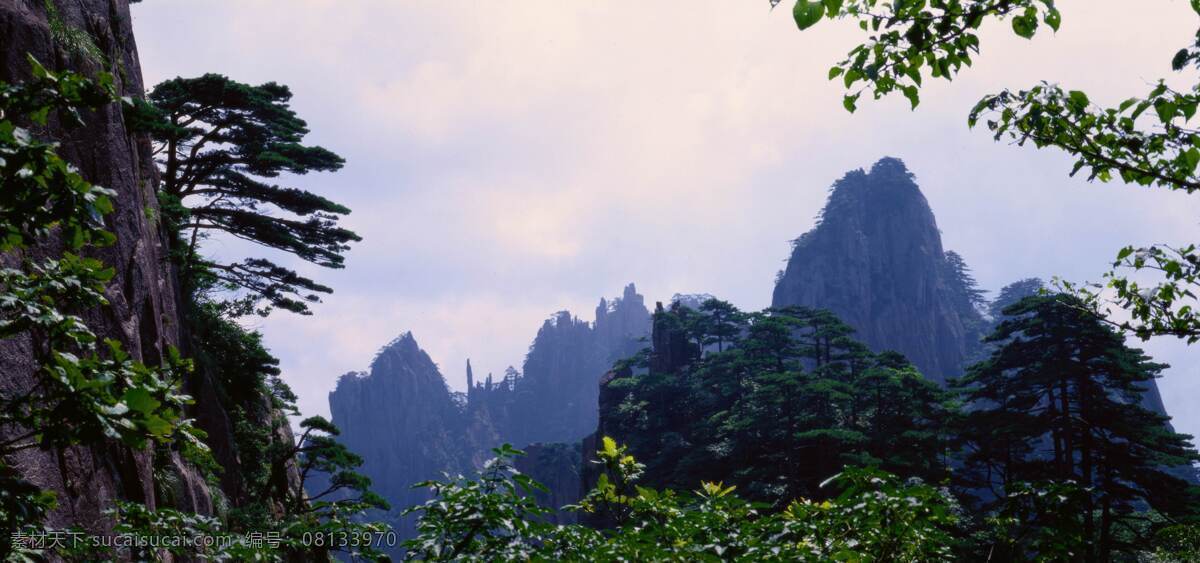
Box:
<box><xmin>772</xmin><ymin>157</ymin><xmax>987</xmax><ymax>384</ymax></box>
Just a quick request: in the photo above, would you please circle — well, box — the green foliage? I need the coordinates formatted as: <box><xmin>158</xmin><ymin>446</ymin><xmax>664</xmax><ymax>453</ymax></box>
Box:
<box><xmin>1150</xmin><ymin>523</ymin><xmax>1200</xmax><ymax>562</ymax></box>
<box><xmin>0</xmin><ymin>50</ymin><xmax>386</xmax><ymax>563</ymax></box>
<box><xmin>980</xmin><ymin>480</ymin><xmax>1090</xmax><ymax>562</ymax></box>
<box><xmin>783</xmin><ymin>0</ymin><xmax>1200</xmax><ymax>343</ymax></box>
<box><xmin>943</xmin><ymin>250</ymin><xmax>987</xmax><ymax>311</ymax></box>
<box><xmin>604</xmin><ymin>302</ymin><xmax>955</xmax><ymax>504</ymax></box>
<box><xmin>691</xmin><ymin>298</ymin><xmax>745</xmax><ymax>353</ymax></box>
<box><xmin>102</xmin><ymin>500</ymin><xmax>368</xmax><ymax>561</ymax></box>
<box><xmin>288</xmin><ymin>415</ymin><xmax>390</xmax><ymax>516</ymax></box>
<box><xmin>0</xmin><ymin>56</ymin><xmax>212</xmax><ymax>551</ymax></box>
<box><xmin>180</xmin><ymin>298</ymin><xmax>390</xmax><ymax>561</ymax></box>
<box><xmin>42</xmin><ymin>0</ymin><xmax>105</xmax><ymax>65</ymax></box>
<box><xmin>404</xmin><ymin>444</ymin><xmax>555</xmax><ymax>561</ymax></box>
<box><xmin>1063</xmin><ymin>244</ymin><xmax>1200</xmax><ymax>343</ymax></box>
<box><xmin>405</xmin><ymin>439</ymin><xmax>960</xmax><ymax>561</ymax></box>
<box><xmin>129</xmin><ymin>74</ymin><xmax>360</xmax><ymax>315</ymax></box>
<box><xmin>0</xmin><ymin>56</ymin><xmax>117</xmax><ymax>251</ymax></box>
<box><xmin>987</xmin><ymin>277</ymin><xmax>1044</xmax><ymax>320</ymax></box>
<box><xmin>954</xmin><ymin>295</ymin><xmax>1200</xmax><ymax>559</ymax></box>
<box><xmin>774</xmin><ymin>0</ymin><xmax>1059</xmax><ymax>110</ymax></box>
<box><xmin>0</xmin><ymin>462</ymin><xmax>57</xmax><ymax>559</ymax></box>
<box><xmin>591</xmin><ymin>298</ymin><xmax>1199</xmax><ymax>559</ymax></box>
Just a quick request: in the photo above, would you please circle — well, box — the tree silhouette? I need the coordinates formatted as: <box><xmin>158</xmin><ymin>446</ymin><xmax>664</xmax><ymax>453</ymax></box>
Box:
<box><xmin>131</xmin><ymin>74</ymin><xmax>360</xmax><ymax>315</ymax></box>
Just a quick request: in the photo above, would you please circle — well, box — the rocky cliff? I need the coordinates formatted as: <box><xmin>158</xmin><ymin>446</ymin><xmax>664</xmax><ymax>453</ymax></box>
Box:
<box><xmin>489</xmin><ymin>283</ymin><xmax>651</xmax><ymax>446</ymax></box>
<box><xmin>0</xmin><ymin>0</ymin><xmax>222</xmax><ymax>531</ymax></box>
<box><xmin>325</xmin><ymin>284</ymin><xmax>649</xmax><ymax>542</ymax></box>
<box><xmin>327</xmin><ymin>333</ymin><xmax>475</xmax><ymax>540</ymax></box>
<box><xmin>0</xmin><ymin>0</ymin><xmax>303</xmax><ymax>539</ymax></box>
<box><xmin>772</xmin><ymin>157</ymin><xmax>986</xmax><ymax>383</ymax></box>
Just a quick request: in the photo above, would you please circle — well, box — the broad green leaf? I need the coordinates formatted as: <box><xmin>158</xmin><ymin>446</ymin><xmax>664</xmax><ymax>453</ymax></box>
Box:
<box><xmin>902</xmin><ymin>85</ymin><xmax>920</xmax><ymax>109</ymax></box>
<box><xmin>1011</xmin><ymin>8</ymin><xmax>1038</xmax><ymax>39</ymax></box>
<box><xmin>793</xmin><ymin>0</ymin><xmax>825</xmax><ymax>31</ymax></box>
<box><xmin>123</xmin><ymin>387</ymin><xmax>161</xmax><ymax>414</ymax></box>
<box><xmin>1045</xmin><ymin>9</ymin><xmax>1062</xmax><ymax>32</ymax></box>
<box><xmin>1067</xmin><ymin>90</ymin><xmax>1089</xmax><ymax>110</ymax></box>
<box><xmin>145</xmin><ymin>415</ymin><xmax>173</xmax><ymax>436</ymax></box>
<box><xmin>843</xmin><ymin>93</ymin><xmax>859</xmax><ymax>113</ymax></box>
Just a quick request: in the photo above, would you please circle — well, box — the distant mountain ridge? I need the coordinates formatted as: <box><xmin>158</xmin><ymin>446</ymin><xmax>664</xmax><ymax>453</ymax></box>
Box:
<box><xmin>324</xmin><ymin>158</ymin><xmax>1192</xmax><ymax>547</ymax></box>
<box><xmin>323</xmin><ymin>285</ymin><xmax>650</xmax><ymax>543</ymax></box>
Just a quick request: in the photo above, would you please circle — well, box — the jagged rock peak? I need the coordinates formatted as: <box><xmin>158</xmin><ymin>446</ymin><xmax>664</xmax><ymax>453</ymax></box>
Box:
<box><xmin>327</xmin><ymin>331</ymin><xmax>453</xmax><ymax>401</ymax></box>
<box><xmin>326</xmin><ymin>331</ymin><xmax>469</xmax><ymax>545</ymax></box>
<box><xmin>596</xmin><ymin>282</ymin><xmax>645</xmax><ymax>317</ymax></box>
<box><xmin>371</xmin><ymin>331</ymin><xmax>432</xmax><ymax>368</ymax></box>
<box><xmin>620</xmin><ymin>282</ymin><xmax>642</xmax><ymax>306</ymax></box>
<box><xmin>772</xmin><ymin>157</ymin><xmax>985</xmax><ymax>383</ymax></box>
<box><xmin>375</xmin><ymin>330</ymin><xmax>421</xmax><ymax>357</ymax></box>
<box><xmin>814</xmin><ymin>156</ymin><xmax>929</xmax><ymax>228</ymax></box>
<box><xmin>323</xmin><ymin>285</ymin><xmax>652</xmax><ymax>545</ymax></box>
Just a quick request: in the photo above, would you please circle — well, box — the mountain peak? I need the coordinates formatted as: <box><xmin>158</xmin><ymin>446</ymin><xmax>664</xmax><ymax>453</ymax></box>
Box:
<box><xmin>869</xmin><ymin>156</ymin><xmax>912</xmax><ymax>176</ymax></box>
<box><xmin>773</xmin><ymin>159</ymin><xmax>983</xmax><ymax>383</ymax></box>
<box><xmin>819</xmin><ymin>157</ymin><xmax>926</xmax><ymax>225</ymax></box>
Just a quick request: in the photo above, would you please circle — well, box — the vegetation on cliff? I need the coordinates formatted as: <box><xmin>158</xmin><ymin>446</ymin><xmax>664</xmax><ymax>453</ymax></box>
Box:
<box><xmin>403</xmin><ymin>297</ymin><xmax>1200</xmax><ymax>561</ymax></box>
<box><xmin>599</xmin><ymin>300</ymin><xmax>955</xmax><ymax>502</ymax></box>
<box><xmin>0</xmin><ymin>59</ymin><xmax>208</xmax><ymax>559</ymax></box>
<box><xmin>0</xmin><ymin>40</ymin><xmax>387</xmax><ymax>563</ymax></box>
<box><xmin>128</xmin><ymin>74</ymin><xmax>360</xmax><ymax>316</ymax></box>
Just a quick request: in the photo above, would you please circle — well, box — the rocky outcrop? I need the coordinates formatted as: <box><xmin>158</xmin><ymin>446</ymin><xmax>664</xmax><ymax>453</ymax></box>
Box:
<box><xmin>772</xmin><ymin>158</ymin><xmax>986</xmax><ymax>383</ymax></box>
<box><xmin>0</xmin><ymin>0</ymin><xmax>222</xmax><ymax>532</ymax></box>
<box><xmin>580</xmin><ymin>301</ymin><xmax>694</xmax><ymax>527</ymax></box>
<box><xmin>328</xmin><ymin>333</ymin><xmax>474</xmax><ymax>540</ymax></box>
<box><xmin>648</xmin><ymin>301</ymin><xmax>701</xmax><ymax>374</ymax></box>
<box><xmin>0</xmin><ymin>0</ymin><xmax>309</xmax><ymax>538</ymax></box>
<box><xmin>325</xmin><ymin>285</ymin><xmax>650</xmax><ymax>543</ymax></box>
<box><xmin>488</xmin><ymin>283</ymin><xmax>651</xmax><ymax>446</ymax></box>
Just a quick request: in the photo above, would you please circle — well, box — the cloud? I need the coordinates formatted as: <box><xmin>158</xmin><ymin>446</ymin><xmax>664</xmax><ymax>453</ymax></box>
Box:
<box><xmin>132</xmin><ymin>0</ymin><xmax>1200</xmax><ymax>438</ymax></box>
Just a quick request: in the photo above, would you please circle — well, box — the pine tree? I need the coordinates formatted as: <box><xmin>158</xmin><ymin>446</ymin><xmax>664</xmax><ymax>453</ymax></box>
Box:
<box><xmin>988</xmin><ymin>278</ymin><xmax>1045</xmax><ymax>321</ymax></box>
<box><xmin>956</xmin><ymin>295</ymin><xmax>1200</xmax><ymax>560</ymax></box>
<box><xmin>130</xmin><ymin>74</ymin><xmax>361</xmax><ymax>315</ymax></box>
<box><xmin>694</xmin><ymin>298</ymin><xmax>746</xmax><ymax>353</ymax></box>
<box><xmin>944</xmin><ymin>250</ymin><xmax>988</xmax><ymax>311</ymax></box>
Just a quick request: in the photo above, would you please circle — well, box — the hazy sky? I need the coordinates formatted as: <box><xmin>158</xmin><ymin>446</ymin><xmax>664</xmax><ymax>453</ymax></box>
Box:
<box><xmin>131</xmin><ymin>1</ymin><xmax>1199</xmax><ymax>438</ymax></box>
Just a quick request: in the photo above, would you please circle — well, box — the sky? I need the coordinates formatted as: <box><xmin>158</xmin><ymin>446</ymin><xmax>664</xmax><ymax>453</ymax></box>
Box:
<box><xmin>131</xmin><ymin>1</ymin><xmax>1199</xmax><ymax>438</ymax></box>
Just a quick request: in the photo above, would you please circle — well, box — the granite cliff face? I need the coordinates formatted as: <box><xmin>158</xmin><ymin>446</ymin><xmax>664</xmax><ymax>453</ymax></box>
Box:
<box><xmin>0</xmin><ymin>0</ymin><xmax>312</xmax><ymax>538</ymax></box>
<box><xmin>772</xmin><ymin>158</ymin><xmax>986</xmax><ymax>383</ymax></box>
<box><xmin>324</xmin><ymin>285</ymin><xmax>650</xmax><ymax>542</ymax></box>
<box><xmin>0</xmin><ymin>0</ymin><xmax>241</xmax><ymax>533</ymax></box>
